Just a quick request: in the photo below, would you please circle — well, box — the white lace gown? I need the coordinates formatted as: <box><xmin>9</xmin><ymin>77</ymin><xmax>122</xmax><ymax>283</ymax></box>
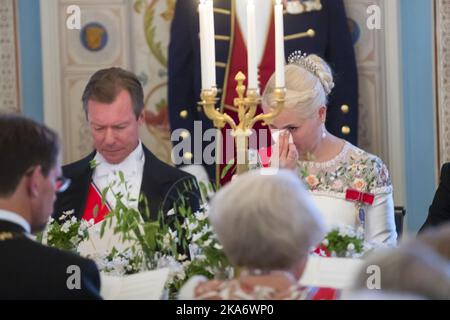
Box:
<box><xmin>296</xmin><ymin>142</ymin><xmax>397</xmax><ymax>244</ymax></box>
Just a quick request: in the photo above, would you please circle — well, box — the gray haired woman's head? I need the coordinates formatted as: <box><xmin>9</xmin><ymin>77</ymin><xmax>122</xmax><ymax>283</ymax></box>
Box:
<box><xmin>354</xmin><ymin>244</ymin><xmax>450</xmax><ymax>299</ymax></box>
<box><xmin>208</xmin><ymin>169</ymin><xmax>325</xmax><ymax>272</ymax></box>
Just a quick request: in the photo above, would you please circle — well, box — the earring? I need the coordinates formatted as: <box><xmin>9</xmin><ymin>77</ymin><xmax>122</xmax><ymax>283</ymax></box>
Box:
<box><xmin>322</xmin><ymin>125</ymin><xmax>326</xmax><ymax>139</ymax></box>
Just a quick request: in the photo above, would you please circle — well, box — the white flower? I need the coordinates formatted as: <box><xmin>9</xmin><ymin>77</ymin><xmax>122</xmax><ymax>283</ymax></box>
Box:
<box><xmin>177</xmin><ymin>254</ymin><xmax>188</xmax><ymax>261</ymax></box>
<box><xmin>337</xmin><ymin>225</ymin><xmax>356</xmax><ymax>238</ymax></box>
<box><xmin>189</xmin><ymin>243</ymin><xmax>201</xmax><ymax>258</ymax></box>
<box><xmin>169</xmin><ymin>228</ymin><xmax>178</xmax><ymax>244</ymax></box>
<box><xmin>167</xmin><ymin>208</ymin><xmax>175</xmax><ymax>216</ymax></box>
<box><xmin>186</xmin><ymin>221</ymin><xmax>198</xmax><ymax>232</ymax></box>
<box><xmin>59</xmin><ymin>209</ymin><xmax>75</xmax><ymax>221</ymax></box>
<box><xmin>194</xmin><ymin>210</ymin><xmax>208</xmax><ymax>221</ymax></box>
<box><xmin>213</xmin><ymin>243</ymin><xmax>223</xmax><ymax>250</ymax></box>
<box><xmin>157</xmin><ymin>255</ymin><xmax>183</xmax><ymax>273</ymax></box>
<box><xmin>70</xmin><ymin>236</ymin><xmax>80</xmax><ymax>246</ymax></box>
<box><xmin>192</xmin><ymin>232</ymin><xmax>203</xmax><ymax>242</ymax></box>
<box><xmin>322</xmin><ymin>239</ymin><xmax>329</xmax><ymax>246</ymax></box>
<box><xmin>79</xmin><ymin>223</ymin><xmax>87</xmax><ymax>232</ymax></box>
<box><xmin>195</xmin><ymin>254</ymin><xmax>207</xmax><ymax>261</ymax></box>
<box><xmin>347</xmin><ymin>243</ymin><xmax>355</xmax><ymax>251</ymax></box>
<box><xmin>60</xmin><ymin>221</ymin><xmax>71</xmax><ymax>233</ymax></box>
<box><xmin>201</xmin><ymin>224</ymin><xmax>212</xmax><ymax>234</ymax></box>
<box><xmin>176</xmin><ymin>270</ymin><xmax>186</xmax><ymax>281</ymax></box>
<box><xmin>356</xmin><ymin>226</ymin><xmax>365</xmax><ymax>238</ymax></box>
<box><xmin>162</xmin><ymin>233</ymin><xmax>172</xmax><ymax>250</ymax></box>
<box><xmin>202</xmin><ymin>239</ymin><xmax>212</xmax><ymax>247</ymax></box>
<box><xmin>200</xmin><ymin>203</ymin><xmax>210</xmax><ymax>211</ymax></box>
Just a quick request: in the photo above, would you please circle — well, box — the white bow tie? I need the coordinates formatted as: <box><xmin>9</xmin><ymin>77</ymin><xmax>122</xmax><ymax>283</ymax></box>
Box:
<box><xmin>95</xmin><ymin>161</ymin><xmax>137</xmax><ymax>179</ymax></box>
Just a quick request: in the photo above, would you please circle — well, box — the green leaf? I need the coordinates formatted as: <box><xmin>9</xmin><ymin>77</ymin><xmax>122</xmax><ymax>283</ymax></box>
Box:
<box><xmin>92</xmin><ymin>205</ymin><xmax>99</xmax><ymax>219</ymax></box>
<box><xmin>35</xmin><ymin>231</ymin><xmax>44</xmax><ymax>243</ymax></box>
<box><xmin>207</xmin><ymin>182</ymin><xmax>215</xmax><ymax>193</ymax></box>
<box><xmin>198</xmin><ymin>181</ymin><xmax>208</xmax><ymax>201</ymax></box>
<box><xmin>101</xmin><ymin>186</ymin><xmax>110</xmax><ymax>205</ymax></box>
<box><xmin>118</xmin><ymin>171</ymin><xmax>125</xmax><ymax>184</ymax></box>
<box><xmin>89</xmin><ymin>159</ymin><xmax>99</xmax><ymax>169</ymax></box>
<box><xmin>133</xmin><ymin>0</ymin><xmax>144</xmax><ymax>13</ymax></box>
<box><xmin>100</xmin><ymin>220</ymin><xmax>107</xmax><ymax>238</ymax></box>
<box><xmin>220</xmin><ymin>158</ymin><xmax>235</xmax><ymax>180</ymax></box>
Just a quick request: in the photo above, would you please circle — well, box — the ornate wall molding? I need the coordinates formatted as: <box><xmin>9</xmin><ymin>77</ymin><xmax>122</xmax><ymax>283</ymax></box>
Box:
<box><xmin>0</xmin><ymin>0</ymin><xmax>20</xmax><ymax>114</ymax></box>
<box><xmin>41</xmin><ymin>0</ymin><xmax>132</xmax><ymax>163</ymax></box>
<box><xmin>344</xmin><ymin>0</ymin><xmax>405</xmax><ymax>205</ymax></box>
<box><xmin>41</xmin><ymin>0</ymin><xmax>173</xmax><ymax>164</ymax></box>
<box><xmin>436</xmin><ymin>0</ymin><xmax>450</xmax><ymax>167</ymax></box>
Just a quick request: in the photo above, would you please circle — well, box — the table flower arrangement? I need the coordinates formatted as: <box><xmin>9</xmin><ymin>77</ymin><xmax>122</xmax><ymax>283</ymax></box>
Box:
<box><xmin>43</xmin><ymin>174</ymin><xmax>379</xmax><ymax>298</ymax></box>
<box><xmin>43</xmin><ymin>210</ymin><xmax>93</xmax><ymax>252</ymax></box>
<box><xmin>43</xmin><ymin>177</ymin><xmax>232</xmax><ymax>298</ymax></box>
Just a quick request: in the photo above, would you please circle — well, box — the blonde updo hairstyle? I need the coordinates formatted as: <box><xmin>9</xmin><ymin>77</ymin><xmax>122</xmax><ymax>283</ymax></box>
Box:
<box><xmin>262</xmin><ymin>54</ymin><xmax>335</xmax><ymax>120</ymax></box>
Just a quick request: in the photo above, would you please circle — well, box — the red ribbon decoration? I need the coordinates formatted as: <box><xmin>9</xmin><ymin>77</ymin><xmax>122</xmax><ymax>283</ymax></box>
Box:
<box><xmin>345</xmin><ymin>188</ymin><xmax>375</xmax><ymax>206</ymax></box>
<box><xmin>312</xmin><ymin>244</ymin><xmax>331</xmax><ymax>257</ymax></box>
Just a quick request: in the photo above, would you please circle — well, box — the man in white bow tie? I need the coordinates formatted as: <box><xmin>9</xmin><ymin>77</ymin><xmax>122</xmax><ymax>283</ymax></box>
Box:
<box><xmin>53</xmin><ymin>67</ymin><xmax>201</xmax><ymax>224</ymax></box>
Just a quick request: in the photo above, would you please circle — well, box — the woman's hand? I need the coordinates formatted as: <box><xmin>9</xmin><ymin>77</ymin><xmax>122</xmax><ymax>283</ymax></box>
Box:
<box><xmin>273</xmin><ymin>131</ymin><xmax>298</xmax><ymax>170</ymax></box>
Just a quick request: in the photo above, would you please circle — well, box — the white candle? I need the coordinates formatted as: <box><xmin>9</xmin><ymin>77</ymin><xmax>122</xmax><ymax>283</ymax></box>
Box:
<box><xmin>247</xmin><ymin>0</ymin><xmax>258</xmax><ymax>90</ymax></box>
<box><xmin>198</xmin><ymin>1</ymin><xmax>210</xmax><ymax>90</ymax></box>
<box><xmin>206</xmin><ymin>0</ymin><xmax>216</xmax><ymax>88</ymax></box>
<box><xmin>274</xmin><ymin>0</ymin><xmax>285</xmax><ymax>88</ymax></box>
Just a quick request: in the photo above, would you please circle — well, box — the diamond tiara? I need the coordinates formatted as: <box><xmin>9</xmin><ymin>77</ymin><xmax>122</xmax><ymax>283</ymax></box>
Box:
<box><xmin>287</xmin><ymin>50</ymin><xmax>332</xmax><ymax>95</ymax></box>
<box><xmin>287</xmin><ymin>50</ymin><xmax>320</xmax><ymax>77</ymax></box>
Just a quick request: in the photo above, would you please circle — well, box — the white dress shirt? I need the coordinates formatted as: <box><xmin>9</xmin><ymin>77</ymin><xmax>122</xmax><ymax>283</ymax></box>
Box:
<box><xmin>92</xmin><ymin>142</ymin><xmax>145</xmax><ymax>210</ymax></box>
<box><xmin>0</xmin><ymin>209</ymin><xmax>31</xmax><ymax>234</ymax></box>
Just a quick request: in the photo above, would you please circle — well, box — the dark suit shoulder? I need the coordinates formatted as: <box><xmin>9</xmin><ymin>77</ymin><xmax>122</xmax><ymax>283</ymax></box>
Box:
<box><xmin>419</xmin><ymin>162</ymin><xmax>450</xmax><ymax>232</ymax></box>
<box><xmin>26</xmin><ymin>237</ymin><xmax>96</xmax><ymax>267</ymax></box>
<box><xmin>440</xmin><ymin>163</ymin><xmax>450</xmax><ymax>183</ymax></box>
<box><xmin>143</xmin><ymin>145</ymin><xmax>195</xmax><ymax>183</ymax></box>
<box><xmin>0</xmin><ymin>237</ymin><xmax>101</xmax><ymax>299</ymax></box>
<box><xmin>62</xmin><ymin>152</ymin><xmax>95</xmax><ymax>178</ymax></box>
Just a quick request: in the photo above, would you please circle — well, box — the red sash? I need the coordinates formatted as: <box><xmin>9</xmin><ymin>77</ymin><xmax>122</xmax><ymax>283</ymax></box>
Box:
<box><xmin>82</xmin><ymin>182</ymin><xmax>111</xmax><ymax>224</ymax></box>
<box><xmin>219</xmin><ymin>14</ymin><xmax>276</xmax><ymax>184</ymax></box>
<box><xmin>345</xmin><ymin>188</ymin><xmax>375</xmax><ymax>206</ymax></box>
<box><xmin>312</xmin><ymin>287</ymin><xmax>339</xmax><ymax>300</ymax></box>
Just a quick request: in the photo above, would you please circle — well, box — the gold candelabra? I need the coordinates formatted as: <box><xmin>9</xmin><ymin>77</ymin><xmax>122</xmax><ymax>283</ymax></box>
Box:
<box><xmin>200</xmin><ymin>71</ymin><xmax>285</xmax><ymax>176</ymax></box>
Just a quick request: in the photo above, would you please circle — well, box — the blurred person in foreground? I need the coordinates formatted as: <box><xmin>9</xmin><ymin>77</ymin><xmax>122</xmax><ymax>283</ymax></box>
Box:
<box><xmin>179</xmin><ymin>169</ymin><xmax>338</xmax><ymax>300</ymax></box>
<box><xmin>0</xmin><ymin>115</ymin><xmax>101</xmax><ymax>299</ymax></box>
<box><xmin>348</xmin><ymin>244</ymin><xmax>450</xmax><ymax>300</ymax></box>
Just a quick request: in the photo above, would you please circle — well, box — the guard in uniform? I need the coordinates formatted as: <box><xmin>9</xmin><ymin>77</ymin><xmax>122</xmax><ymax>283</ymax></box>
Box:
<box><xmin>168</xmin><ymin>0</ymin><xmax>358</xmax><ymax>184</ymax></box>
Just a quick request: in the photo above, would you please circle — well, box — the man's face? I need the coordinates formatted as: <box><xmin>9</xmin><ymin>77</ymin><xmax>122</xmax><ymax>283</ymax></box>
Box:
<box><xmin>87</xmin><ymin>89</ymin><xmax>144</xmax><ymax>164</ymax></box>
<box><xmin>30</xmin><ymin>158</ymin><xmax>62</xmax><ymax>233</ymax></box>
